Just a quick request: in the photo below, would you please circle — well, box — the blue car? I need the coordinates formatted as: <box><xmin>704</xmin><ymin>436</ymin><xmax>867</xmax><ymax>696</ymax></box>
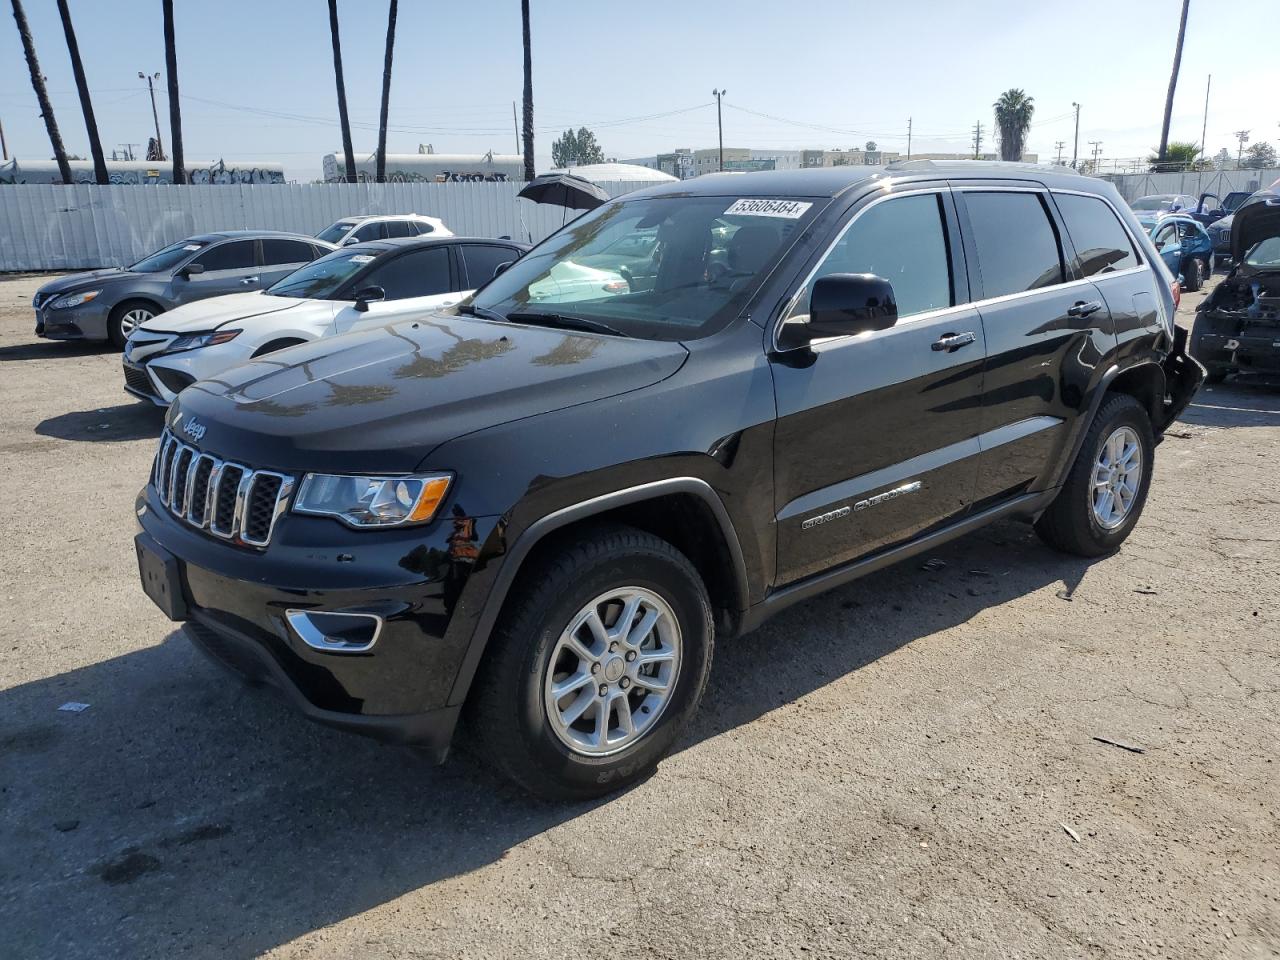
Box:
<box><xmin>1150</xmin><ymin>215</ymin><xmax>1214</xmax><ymax>291</ymax></box>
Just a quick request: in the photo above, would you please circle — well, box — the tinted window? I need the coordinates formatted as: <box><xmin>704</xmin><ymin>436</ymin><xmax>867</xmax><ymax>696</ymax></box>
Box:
<box><xmin>383</xmin><ymin>219</ymin><xmax>414</xmax><ymax>238</ymax></box>
<box><xmin>964</xmin><ymin>192</ymin><xmax>1063</xmax><ymax>297</ymax></box>
<box><xmin>193</xmin><ymin>240</ymin><xmax>256</xmax><ymax>271</ymax></box>
<box><xmin>352</xmin><ymin>221</ymin><xmax>385</xmax><ymax>242</ymax></box>
<box><xmin>462</xmin><ymin>244</ymin><xmax>520</xmax><ymax>286</ymax></box>
<box><xmin>410</xmin><ymin>220</ymin><xmax>434</xmax><ymax>235</ymax></box>
<box><xmin>267</xmin><ymin>250</ymin><xmax>371</xmax><ymax>300</ymax></box>
<box><xmin>362</xmin><ymin>247</ymin><xmax>452</xmax><ymax>299</ymax></box>
<box><xmin>316</xmin><ymin>220</ymin><xmax>356</xmax><ymax>244</ymax></box>
<box><xmin>261</xmin><ymin>238</ymin><xmax>316</xmax><ymax>266</ymax></box>
<box><xmin>1054</xmin><ymin>193</ymin><xmax>1138</xmax><ymax>276</ymax></box>
<box><xmin>129</xmin><ymin>239</ymin><xmax>205</xmax><ymax>273</ymax></box>
<box><xmin>1153</xmin><ymin>223</ymin><xmax>1179</xmax><ymax>253</ymax></box>
<box><xmin>788</xmin><ymin>193</ymin><xmax>953</xmax><ymax>321</ymax></box>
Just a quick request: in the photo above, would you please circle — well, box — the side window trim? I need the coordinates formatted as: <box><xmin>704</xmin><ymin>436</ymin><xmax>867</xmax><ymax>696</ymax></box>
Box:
<box><xmin>952</xmin><ymin>187</ymin><xmax>1067</xmax><ymax>300</ymax></box>
<box><xmin>770</xmin><ymin>185</ymin><xmax>965</xmax><ymax>345</ymax></box>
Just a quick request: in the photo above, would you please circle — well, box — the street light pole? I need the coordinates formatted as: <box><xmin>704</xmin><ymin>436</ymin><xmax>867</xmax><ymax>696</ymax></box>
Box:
<box><xmin>139</xmin><ymin>72</ymin><xmax>164</xmax><ymax>161</ymax></box>
<box><xmin>712</xmin><ymin>88</ymin><xmax>726</xmax><ymax>172</ymax></box>
<box><xmin>1071</xmin><ymin>102</ymin><xmax>1080</xmax><ymax>169</ymax></box>
<box><xmin>906</xmin><ymin>116</ymin><xmax>912</xmax><ymax>161</ymax></box>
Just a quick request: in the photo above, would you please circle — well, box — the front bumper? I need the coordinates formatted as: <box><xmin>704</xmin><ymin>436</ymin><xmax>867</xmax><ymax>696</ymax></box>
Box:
<box><xmin>136</xmin><ymin>485</ymin><xmax>500</xmax><ymax>759</ymax></box>
<box><xmin>34</xmin><ymin>300</ymin><xmax>112</xmax><ymax>341</ymax></box>
<box><xmin>1195</xmin><ymin>326</ymin><xmax>1280</xmax><ymax>376</ymax></box>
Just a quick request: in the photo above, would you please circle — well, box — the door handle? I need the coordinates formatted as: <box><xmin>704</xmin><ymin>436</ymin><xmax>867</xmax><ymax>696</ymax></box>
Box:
<box><xmin>931</xmin><ymin>331</ymin><xmax>977</xmax><ymax>352</ymax></box>
<box><xmin>240</xmin><ymin>276</ymin><xmax>259</xmax><ymax>285</ymax></box>
<box><xmin>1068</xmin><ymin>300</ymin><xmax>1103</xmax><ymax>317</ymax></box>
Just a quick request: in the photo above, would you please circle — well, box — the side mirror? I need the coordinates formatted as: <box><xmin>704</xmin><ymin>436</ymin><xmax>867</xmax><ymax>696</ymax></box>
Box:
<box><xmin>808</xmin><ymin>273</ymin><xmax>898</xmax><ymax>338</ymax></box>
<box><xmin>181</xmin><ymin>262</ymin><xmax>205</xmax><ymax>278</ymax></box>
<box><xmin>492</xmin><ymin>260</ymin><xmax>514</xmax><ymax>279</ymax></box>
<box><xmin>353</xmin><ymin>285</ymin><xmax>385</xmax><ymax>312</ymax></box>
<box><xmin>342</xmin><ymin>236</ymin><xmax>361</xmax><ymax>246</ymax></box>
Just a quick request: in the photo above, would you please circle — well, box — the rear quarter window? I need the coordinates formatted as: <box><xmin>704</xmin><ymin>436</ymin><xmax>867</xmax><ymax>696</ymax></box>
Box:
<box><xmin>1053</xmin><ymin>193</ymin><xmax>1139</xmax><ymax>276</ymax></box>
<box><xmin>963</xmin><ymin>192</ymin><xmax>1064</xmax><ymax>298</ymax></box>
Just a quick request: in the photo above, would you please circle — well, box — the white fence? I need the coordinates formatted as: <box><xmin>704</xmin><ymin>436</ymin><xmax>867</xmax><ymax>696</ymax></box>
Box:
<box><xmin>0</xmin><ymin>179</ymin><xmax>670</xmax><ymax>272</ymax></box>
<box><xmin>1102</xmin><ymin>168</ymin><xmax>1280</xmax><ymax>204</ymax></box>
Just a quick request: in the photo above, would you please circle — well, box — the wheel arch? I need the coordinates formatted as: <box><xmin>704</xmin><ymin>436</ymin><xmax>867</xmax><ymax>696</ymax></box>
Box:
<box><xmin>445</xmin><ymin>478</ymin><xmax>749</xmax><ymax>708</ymax></box>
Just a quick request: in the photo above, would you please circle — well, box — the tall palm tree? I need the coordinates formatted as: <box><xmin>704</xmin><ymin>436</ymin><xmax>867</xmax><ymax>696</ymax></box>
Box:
<box><xmin>375</xmin><ymin>0</ymin><xmax>398</xmax><ymax>184</ymax></box>
<box><xmin>993</xmin><ymin>89</ymin><xmax>1034</xmax><ymax>162</ymax></box>
<box><xmin>161</xmin><ymin>0</ymin><xmax>184</xmax><ymax>184</ymax></box>
<box><xmin>326</xmin><ymin>0</ymin><xmax>356</xmax><ymax>183</ymax></box>
<box><xmin>520</xmin><ymin>0</ymin><xmax>534</xmax><ymax>181</ymax></box>
<box><xmin>11</xmin><ymin>0</ymin><xmax>72</xmax><ymax>184</ymax></box>
<box><xmin>55</xmin><ymin>0</ymin><xmax>107</xmax><ymax>184</ymax></box>
<box><xmin>1156</xmin><ymin>0</ymin><xmax>1190</xmax><ymax>165</ymax></box>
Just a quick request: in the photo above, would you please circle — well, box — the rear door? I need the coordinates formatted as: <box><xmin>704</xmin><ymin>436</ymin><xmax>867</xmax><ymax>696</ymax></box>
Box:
<box><xmin>459</xmin><ymin>243</ymin><xmax>522</xmax><ymax>290</ymax></box>
<box><xmin>179</xmin><ymin>239</ymin><xmax>259</xmax><ymax>300</ymax></box>
<box><xmin>332</xmin><ymin>245</ymin><xmax>457</xmax><ymax>334</ymax></box>
<box><xmin>1152</xmin><ymin>220</ymin><xmax>1181</xmax><ymax>275</ymax></box>
<box><xmin>770</xmin><ymin>187</ymin><xmax>986</xmax><ymax>585</ymax></box>
<box><xmin>259</xmin><ymin>238</ymin><xmax>319</xmax><ymax>286</ymax></box>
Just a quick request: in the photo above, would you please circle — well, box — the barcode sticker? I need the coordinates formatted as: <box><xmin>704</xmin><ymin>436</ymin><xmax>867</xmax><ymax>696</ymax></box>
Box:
<box><xmin>724</xmin><ymin>199</ymin><xmax>813</xmax><ymax>219</ymax></box>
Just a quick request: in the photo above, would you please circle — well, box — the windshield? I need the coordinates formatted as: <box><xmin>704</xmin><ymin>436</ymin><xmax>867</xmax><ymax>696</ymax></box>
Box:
<box><xmin>469</xmin><ymin>195</ymin><xmax>818</xmax><ymax>340</ymax></box>
<box><xmin>316</xmin><ymin>220</ymin><xmax>357</xmax><ymax>245</ymax></box>
<box><xmin>1223</xmin><ymin>192</ymin><xmax>1250</xmax><ymax>212</ymax></box>
<box><xmin>1245</xmin><ymin>236</ymin><xmax>1280</xmax><ymax>268</ymax></box>
<box><xmin>1131</xmin><ymin>195</ymin><xmax>1181</xmax><ymax>212</ymax></box>
<box><xmin>128</xmin><ymin>239</ymin><xmax>205</xmax><ymax>273</ymax></box>
<box><xmin>266</xmin><ymin>249</ymin><xmax>372</xmax><ymax>299</ymax></box>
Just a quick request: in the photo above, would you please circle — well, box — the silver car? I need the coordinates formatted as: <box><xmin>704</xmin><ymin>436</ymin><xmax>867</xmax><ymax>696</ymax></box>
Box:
<box><xmin>32</xmin><ymin>231</ymin><xmax>336</xmax><ymax>348</ymax></box>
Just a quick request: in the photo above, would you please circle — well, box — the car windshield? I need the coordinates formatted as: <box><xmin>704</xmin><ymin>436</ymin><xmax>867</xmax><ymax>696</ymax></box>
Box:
<box><xmin>1131</xmin><ymin>196</ymin><xmax>1181</xmax><ymax>212</ymax></box>
<box><xmin>1223</xmin><ymin>192</ymin><xmax>1250</xmax><ymax>212</ymax></box>
<box><xmin>128</xmin><ymin>239</ymin><xmax>206</xmax><ymax>273</ymax></box>
<box><xmin>1245</xmin><ymin>236</ymin><xmax>1280</xmax><ymax>268</ymax></box>
<box><xmin>266</xmin><ymin>249</ymin><xmax>372</xmax><ymax>299</ymax></box>
<box><xmin>315</xmin><ymin>220</ymin><xmax>357</xmax><ymax>244</ymax></box>
<box><xmin>468</xmin><ymin>195</ymin><xmax>818</xmax><ymax>340</ymax></box>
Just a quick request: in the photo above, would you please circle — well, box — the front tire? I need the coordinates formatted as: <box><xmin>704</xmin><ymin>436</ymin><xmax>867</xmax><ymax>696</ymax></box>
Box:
<box><xmin>108</xmin><ymin>301</ymin><xmax>158</xmax><ymax>349</ymax></box>
<box><xmin>1035</xmin><ymin>393</ymin><xmax>1155</xmax><ymax>557</ymax></box>
<box><xmin>1181</xmin><ymin>256</ymin><xmax>1203</xmax><ymax>292</ymax></box>
<box><xmin>466</xmin><ymin>524</ymin><xmax>714</xmax><ymax>800</ymax></box>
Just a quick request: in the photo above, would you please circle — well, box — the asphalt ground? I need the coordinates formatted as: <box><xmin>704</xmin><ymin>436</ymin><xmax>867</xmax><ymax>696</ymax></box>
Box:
<box><xmin>0</xmin><ymin>271</ymin><xmax>1276</xmax><ymax>959</ymax></box>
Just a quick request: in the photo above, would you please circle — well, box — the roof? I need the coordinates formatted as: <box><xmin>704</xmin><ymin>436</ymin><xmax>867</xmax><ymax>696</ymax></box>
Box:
<box><xmin>624</xmin><ymin>161</ymin><xmax>1113</xmax><ymax>201</ymax></box>
<box><xmin>189</xmin><ymin>230</ymin><xmax>319</xmax><ymax>241</ymax></box>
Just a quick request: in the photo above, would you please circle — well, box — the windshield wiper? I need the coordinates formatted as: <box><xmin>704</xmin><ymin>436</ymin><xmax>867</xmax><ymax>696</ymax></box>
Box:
<box><xmin>456</xmin><ymin>303</ymin><xmax>507</xmax><ymax>323</ymax></box>
<box><xmin>504</xmin><ymin>310</ymin><xmax>630</xmax><ymax>338</ymax></box>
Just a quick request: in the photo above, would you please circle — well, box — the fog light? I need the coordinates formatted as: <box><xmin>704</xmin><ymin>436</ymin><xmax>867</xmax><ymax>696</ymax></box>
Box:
<box><xmin>285</xmin><ymin>610</ymin><xmax>382</xmax><ymax>653</ymax></box>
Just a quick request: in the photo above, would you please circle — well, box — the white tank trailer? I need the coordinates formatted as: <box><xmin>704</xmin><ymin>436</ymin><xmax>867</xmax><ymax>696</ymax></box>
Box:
<box><xmin>322</xmin><ymin>151</ymin><xmax>525</xmax><ymax>183</ymax></box>
<box><xmin>0</xmin><ymin>158</ymin><xmax>286</xmax><ymax>185</ymax></box>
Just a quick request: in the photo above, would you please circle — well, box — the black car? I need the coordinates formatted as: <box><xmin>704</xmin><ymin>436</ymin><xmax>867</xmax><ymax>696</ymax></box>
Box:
<box><xmin>33</xmin><ymin>232</ymin><xmax>336</xmax><ymax>347</ymax></box>
<box><xmin>135</xmin><ymin>163</ymin><xmax>1203</xmax><ymax>799</ymax></box>
<box><xmin>1207</xmin><ymin>183</ymin><xmax>1280</xmax><ymax>264</ymax></box>
<box><xmin>1190</xmin><ymin>198</ymin><xmax>1280</xmax><ymax>382</ymax></box>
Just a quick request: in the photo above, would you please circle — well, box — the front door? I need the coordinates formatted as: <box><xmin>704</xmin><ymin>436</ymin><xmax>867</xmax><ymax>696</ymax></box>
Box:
<box><xmin>770</xmin><ymin>188</ymin><xmax>986</xmax><ymax>586</ymax></box>
<box><xmin>180</xmin><ymin>239</ymin><xmax>260</xmax><ymax>301</ymax></box>
<box><xmin>332</xmin><ymin>245</ymin><xmax>457</xmax><ymax>335</ymax></box>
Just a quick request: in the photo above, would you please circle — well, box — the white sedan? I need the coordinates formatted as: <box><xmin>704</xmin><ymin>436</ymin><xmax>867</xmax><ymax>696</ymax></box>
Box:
<box><xmin>122</xmin><ymin>236</ymin><xmax>528</xmax><ymax>406</ymax></box>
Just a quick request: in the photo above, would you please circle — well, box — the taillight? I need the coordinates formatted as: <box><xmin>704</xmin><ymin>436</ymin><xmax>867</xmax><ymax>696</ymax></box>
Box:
<box><xmin>1171</xmin><ymin>279</ymin><xmax>1181</xmax><ymax>310</ymax></box>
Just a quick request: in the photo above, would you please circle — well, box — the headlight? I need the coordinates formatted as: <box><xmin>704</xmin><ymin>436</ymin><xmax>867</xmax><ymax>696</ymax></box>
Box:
<box><xmin>50</xmin><ymin>290</ymin><xmax>100</xmax><ymax>309</ymax></box>
<box><xmin>166</xmin><ymin>329</ymin><xmax>242</xmax><ymax>353</ymax></box>
<box><xmin>293</xmin><ymin>473</ymin><xmax>452</xmax><ymax>528</ymax></box>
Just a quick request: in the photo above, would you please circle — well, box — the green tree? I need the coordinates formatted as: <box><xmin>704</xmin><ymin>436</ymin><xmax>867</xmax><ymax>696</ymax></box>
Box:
<box><xmin>551</xmin><ymin>127</ymin><xmax>605</xmax><ymax>168</ymax></box>
<box><xmin>1147</xmin><ymin>140</ymin><xmax>1201</xmax><ymax>172</ymax></box>
<box><xmin>1244</xmin><ymin>142</ymin><xmax>1278</xmax><ymax>170</ymax></box>
<box><xmin>993</xmin><ymin>89</ymin><xmax>1034</xmax><ymax>161</ymax></box>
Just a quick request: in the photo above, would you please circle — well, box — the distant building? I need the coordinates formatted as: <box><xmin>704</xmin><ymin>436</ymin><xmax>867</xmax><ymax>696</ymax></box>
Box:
<box><xmin>909</xmin><ymin>152</ymin><xmax>1039</xmax><ymax>163</ymax></box>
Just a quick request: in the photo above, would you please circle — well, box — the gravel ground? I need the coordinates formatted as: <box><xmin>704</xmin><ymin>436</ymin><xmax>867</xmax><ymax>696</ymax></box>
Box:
<box><xmin>0</xmin><ymin>272</ymin><xmax>1276</xmax><ymax>960</ymax></box>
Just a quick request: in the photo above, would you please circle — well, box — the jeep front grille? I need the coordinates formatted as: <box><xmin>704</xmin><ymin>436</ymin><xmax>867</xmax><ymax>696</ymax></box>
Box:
<box><xmin>152</xmin><ymin>429</ymin><xmax>294</xmax><ymax>548</ymax></box>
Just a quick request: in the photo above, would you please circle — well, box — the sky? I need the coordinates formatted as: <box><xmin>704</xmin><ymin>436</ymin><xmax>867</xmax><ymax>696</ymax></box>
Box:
<box><xmin>1</xmin><ymin>0</ymin><xmax>1274</xmax><ymax>182</ymax></box>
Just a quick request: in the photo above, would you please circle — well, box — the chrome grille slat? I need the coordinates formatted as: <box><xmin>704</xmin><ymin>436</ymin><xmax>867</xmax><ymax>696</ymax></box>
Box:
<box><xmin>151</xmin><ymin>428</ymin><xmax>294</xmax><ymax>549</ymax></box>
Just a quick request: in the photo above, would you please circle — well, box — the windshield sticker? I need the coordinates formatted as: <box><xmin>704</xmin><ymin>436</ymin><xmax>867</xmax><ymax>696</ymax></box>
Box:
<box><xmin>349</xmin><ymin>254</ymin><xmax>375</xmax><ymax>263</ymax></box>
<box><xmin>724</xmin><ymin>199</ymin><xmax>813</xmax><ymax>219</ymax></box>
<box><xmin>183</xmin><ymin>244</ymin><xmax>202</xmax><ymax>251</ymax></box>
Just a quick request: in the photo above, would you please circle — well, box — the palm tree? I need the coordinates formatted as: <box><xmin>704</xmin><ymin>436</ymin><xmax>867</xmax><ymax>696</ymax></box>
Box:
<box><xmin>1156</xmin><ymin>0</ymin><xmax>1191</xmax><ymax>166</ymax></box>
<box><xmin>375</xmin><ymin>0</ymin><xmax>398</xmax><ymax>183</ymax></box>
<box><xmin>1147</xmin><ymin>140</ymin><xmax>1201</xmax><ymax>173</ymax></box>
<box><xmin>326</xmin><ymin>0</ymin><xmax>356</xmax><ymax>183</ymax></box>
<box><xmin>520</xmin><ymin>0</ymin><xmax>534</xmax><ymax>181</ymax></box>
<box><xmin>993</xmin><ymin>89</ymin><xmax>1034</xmax><ymax>162</ymax></box>
<box><xmin>161</xmin><ymin>0</ymin><xmax>185</xmax><ymax>183</ymax></box>
<box><xmin>11</xmin><ymin>0</ymin><xmax>72</xmax><ymax>184</ymax></box>
<box><xmin>55</xmin><ymin>0</ymin><xmax>107</xmax><ymax>184</ymax></box>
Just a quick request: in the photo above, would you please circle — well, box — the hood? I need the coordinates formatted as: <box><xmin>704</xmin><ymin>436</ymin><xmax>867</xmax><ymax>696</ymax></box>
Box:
<box><xmin>1231</xmin><ymin>198</ymin><xmax>1280</xmax><ymax>261</ymax></box>
<box><xmin>37</xmin><ymin>268</ymin><xmax>134</xmax><ymax>297</ymax></box>
<box><xmin>170</xmin><ymin>313</ymin><xmax>689</xmax><ymax>473</ymax></box>
<box><xmin>140</xmin><ymin>292</ymin><xmax>308</xmax><ymax>333</ymax></box>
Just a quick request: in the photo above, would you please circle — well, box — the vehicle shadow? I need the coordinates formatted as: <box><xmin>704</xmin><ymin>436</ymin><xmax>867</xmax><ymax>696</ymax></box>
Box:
<box><xmin>0</xmin><ymin>340</ymin><xmax>118</xmax><ymax>362</ymax></box>
<box><xmin>0</xmin><ymin>519</ymin><xmax>1095</xmax><ymax>959</ymax></box>
<box><xmin>1178</xmin><ymin>379</ymin><xmax>1280</xmax><ymax>430</ymax></box>
<box><xmin>35</xmin><ymin>401</ymin><xmax>165</xmax><ymax>443</ymax></box>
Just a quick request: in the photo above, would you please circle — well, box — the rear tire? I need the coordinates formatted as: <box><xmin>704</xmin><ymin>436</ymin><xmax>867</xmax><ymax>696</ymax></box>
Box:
<box><xmin>108</xmin><ymin>300</ymin><xmax>159</xmax><ymax>349</ymax></box>
<box><xmin>1181</xmin><ymin>256</ymin><xmax>1202</xmax><ymax>292</ymax></box>
<box><xmin>1035</xmin><ymin>393</ymin><xmax>1155</xmax><ymax>557</ymax></box>
<box><xmin>465</xmin><ymin>523</ymin><xmax>714</xmax><ymax>800</ymax></box>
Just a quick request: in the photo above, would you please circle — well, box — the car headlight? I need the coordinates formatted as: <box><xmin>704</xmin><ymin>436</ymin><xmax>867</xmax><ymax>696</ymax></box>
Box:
<box><xmin>50</xmin><ymin>290</ymin><xmax>100</xmax><ymax>309</ymax></box>
<box><xmin>166</xmin><ymin>329</ymin><xmax>242</xmax><ymax>353</ymax></box>
<box><xmin>293</xmin><ymin>473</ymin><xmax>452</xmax><ymax>528</ymax></box>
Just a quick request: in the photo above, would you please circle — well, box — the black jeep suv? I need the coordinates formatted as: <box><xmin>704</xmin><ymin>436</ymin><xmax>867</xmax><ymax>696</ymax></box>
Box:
<box><xmin>135</xmin><ymin>163</ymin><xmax>1203</xmax><ymax>799</ymax></box>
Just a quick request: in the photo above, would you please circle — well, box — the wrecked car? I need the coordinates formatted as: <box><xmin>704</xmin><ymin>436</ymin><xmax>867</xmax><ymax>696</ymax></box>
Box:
<box><xmin>1190</xmin><ymin>198</ymin><xmax>1280</xmax><ymax>383</ymax></box>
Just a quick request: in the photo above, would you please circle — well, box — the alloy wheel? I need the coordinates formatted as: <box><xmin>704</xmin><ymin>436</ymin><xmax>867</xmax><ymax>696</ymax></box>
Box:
<box><xmin>119</xmin><ymin>307</ymin><xmax>154</xmax><ymax>337</ymax></box>
<box><xmin>1091</xmin><ymin>425</ymin><xmax>1142</xmax><ymax>530</ymax></box>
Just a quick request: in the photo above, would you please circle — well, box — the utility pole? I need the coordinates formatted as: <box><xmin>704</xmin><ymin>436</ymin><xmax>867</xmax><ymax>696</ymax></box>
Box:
<box><xmin>906</xmin><ymin>116</ymin><xmax>912</xmax><ymax>161</ymax></box>
<box><xmin>711</xmin><ymin>88</ymin><xmax>726</xmax><ymax>171</ymax></box>
<box><xmin>1071</xmin><ymin>102</ymin><xmax>1081</xmax><ymax>169</ymax></box>
<box><xmin>0</xmin><ymin>116</ymin><xmax>7</xmax><ymax>161</ymax></box>
<box><xmin>972</xmin><ymin>121</ymin><xmax>983</xmax><ymax>159</ymax></box>
<box><xmin>118</xmin><ymin>143</ymin><xmax>139</xmax><ymax>161</ymax></box>
<box><xmin>1228</xmin><ymin>129</ymin><xmax>1249</xmax><ymax>168</ymax></box>
<box><xmin>1199</xmin><ymin>74</ymin><xmax>1211</xmax><ymax>162</ymax></box>
<box><xmin>1088</xmin><ymin>140</ymin><xmax>1103</xmax><ymax>173</ymax></box>
<box><xmin>1054</xmin><ymin>140</ymin><xmax>1065</xmax><ymax>165</ymax></box>
<box><xmin>511</xmin><ymin>101</ymin><xmax>519</xmax><ymax>156</ymax></box>
<box><xmin>139</xmin><ymin>72</ymin><xmax>164</xmax><ymax>161</ymax></box>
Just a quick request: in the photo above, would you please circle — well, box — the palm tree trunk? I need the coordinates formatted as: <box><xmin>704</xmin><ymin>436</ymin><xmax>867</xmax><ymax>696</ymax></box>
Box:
<box><xmin>327</xmin><ymin>0</ymin><xmax>357</xmax><ymax>183</ymax></box>
<box><xmin>55</xmin><ymin>0</ymin><xmax>107</xmax><ymax>184</ymax></box>
<box><xmin>1157</xmin><ymin>0</ymin><xmax>1190</xmax><ymax>164</ymax></box>
<box><xmin>162</xmin><ymin>0</ymin><xmax>185</xmax><ymax>184</ymax></box>
<box><xmin>375</xmin><ymin>0</ymin><xmax>398</xmax><ymax>184</ymax></box>
<box><xmin>521</xmin><ymin>0</ymin><xmax>534</xmax><ymax>181</ymax></box>
<box><xmin>11</xmin><ymin>0</ymin><xmax>72</xmax><ymax>184</ymax></box>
